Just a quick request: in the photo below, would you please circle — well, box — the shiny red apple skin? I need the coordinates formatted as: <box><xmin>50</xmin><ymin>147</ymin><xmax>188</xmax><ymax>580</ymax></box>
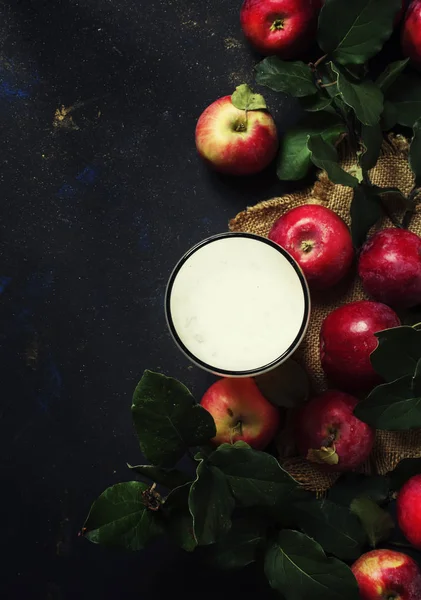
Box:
<box><xmin>240</xmin><ymin>0</ymin><xmax>322</xmax><ymax>58</ymax></box>
<box><xmin>358</xmin><ymin>228</ymin><xmax>421</xmax><ymax>309</ymax></box>
<box><xmin>295</xmin><ymin>390</ymin><xmax>375</xmax><ymax>471</ymax></box>
<box><xmin>352</xmin><ymin>549</ymin><xmax>421</xmax><ymax>600</ymax></box>
<box><xmin>195</xmin><ymin>96</ymin><xmax>278</xmax><ymax>176</ymax></box>
<box><xmin>397</xmin><ymin>474</ymin><xmax>421</xmax><ymax>550</ymax></box>
<box><xmin>269</xmin><ymin>204</ymin><xmax>354</xmax><ymax>290</ymax></box>
<box><xmin>200</xmin><ymin>377</ymin><xmax>280</xmax><ymax>450</ymax></box>
<box><xmin>402</xmin><ymin>0</ymin><xmax>421</xmax><ymax>68</ymax></box>
<box><xmin>320</xmin><ymin>300</ymin><xmax>401</xmax><ymax>392</ymax></box>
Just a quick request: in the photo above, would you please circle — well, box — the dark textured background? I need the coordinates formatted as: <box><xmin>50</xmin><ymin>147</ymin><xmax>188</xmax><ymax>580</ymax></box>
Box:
<box><xmin>0</xmin><ymin>1</ymin><xmax>298</xmax><ymax>598</ymax></box>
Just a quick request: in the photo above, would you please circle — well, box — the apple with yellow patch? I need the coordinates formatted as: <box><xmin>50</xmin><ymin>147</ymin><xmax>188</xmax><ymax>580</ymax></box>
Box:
<box><xmin>195</xmin><ymin>84</ymin><xmax>278</xmax><ymax>176</ymax></box>
<box><xmin>352</xmin><ymin>549</ymin><xmax>421</xmax><ymax>600</ymax></box>
<box><xmin>200</xmin><ymin>377</ymin><xmax>280</xmax><ymax>450</ymax></box>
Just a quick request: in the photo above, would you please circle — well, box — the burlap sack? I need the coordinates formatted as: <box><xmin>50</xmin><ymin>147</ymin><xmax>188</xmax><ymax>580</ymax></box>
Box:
<box><xmin>229</xmin><ymin>135</ymin><xmax>421</xmax><ymax>492</ymax></box>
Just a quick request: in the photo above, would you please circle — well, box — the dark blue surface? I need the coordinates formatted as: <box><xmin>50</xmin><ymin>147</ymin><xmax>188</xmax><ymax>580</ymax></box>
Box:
<box><xmin>0</xmin><ymin>1</ymin><xmax>296</xmax><ymax>598</ymax></box>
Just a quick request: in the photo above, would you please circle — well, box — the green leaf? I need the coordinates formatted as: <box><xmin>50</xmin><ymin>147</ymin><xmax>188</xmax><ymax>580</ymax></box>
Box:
<box><xmin>188</xmin><ymin>459</ymin><xmax>235</xmax><ymax>546</ymax></box>
<box><xmin>376</xmin><ymin>59</ymin><xmax>409</xmax><ymax>92</ymax></box>
<box><xmin>207</xmin><ymin>514</ymin><xmax>267</xmax><ymax>570</ymax></box>
<box><xmin>360</xmin><ymin>124</ymin><xmax>383</xmax><ymax>171</ymax></box>
<box><xmin>388</xmin><ymin>75</ymin><xmax>421</xmax><ymax>127</ymax></box>
<box><xmin>381</xmin><ymin>100</ymin><xmax>398</xmax><ymax>131</ymax></box>
<box><xmin>300</xmin><ymin>94</ymin><xmax>333</xmax><ymax>113</ymax></box>
<box><xmin>410</xmin><ymin>119</ymin><xmax>421</xmax><ymax>186</ymax></box>
<box><xmin>329</xmin><ymin>473</ymin><xmax>390</xmax><ymax>506</ymax></box>
<box><xmin>388</xmin><ymin>458</ymin><xmax>421</xmax><ymax>490</ymax></box>
<box><xmin>351</xmin><ymin>497</ymin><xmax>394</xmax><ymax>547</ymax></box>
<box><xmin>255</xmin><ymin>359</ymin><xmax>309</xmax><ymax>408</ymax></box>
<box><xmin>131</xmin><ymin>371</ymin><xmax>216</xmax><ymax>467</ymax></box>
<box><xmin>318</xmin><ymin>0</ymin><xmax>401</xmax><ymax>65</ymax></box>
<box><xmin>208</xmin><ymin>442</ymin><xmax>300</xmax><ymax>510</ymax></box>
<box><xmin>277</xmin><ymin>113</ymin><xmax>346</xmax><ymax>181</ymax></box>
<box><xmin>412</xmin><ymin>358</ymin><xmax>421</xmax><ymax>396</ymax></box>
<box><xmin>331</xmin><ymin>64</ymin><xmax>384</xmax><ymax>126</ymax></box>
<box><xmin>83</xmin><ymin>482</ymin><xmax>164</xmax><ymax>551</ymax></box>
<box><xmin>354</xmin><ymin>375</ymin><xmax>421</xmax><ymax>430</ymax></box>
<box><xmin>265</xmin><ymin>530</ymin><xmax>359</xmax><ymax>600</ymax></box>
<box><xmin>231</xmin><ymin>83</ymin><xmax>267</xmax><ymax>111</ymax></box>
<box><xmin>293</xmin><ymin>499</ymin><xmax>366</xmax><ymax>560</ymax></box>
<box><xmin>127</xmin><ymin>464</ymin><xmax>192</xmax><ymax>489</ymax></box>
<box><xmin>370</xmin><ymin>326</ymin><xmax>421</xmax><ymax>383</ymax></box>
<box><xmin>164</xmin><ymin>483</ymin><xmax>197</xmax><ymax>552</ymax></box>
<box><xmin>350</xmin><ymin>184</ymin><xmax>383</xmax><ymax>248</ymax></box>
<box><xmin>307</xmin><ymin>134</ymin><xmax>358</xmax><ymax>187</ymax></box>
<box><xmin>255</xmin><ymin>57</ymin><xmax>318</xmax><ymax>98</ymax></box>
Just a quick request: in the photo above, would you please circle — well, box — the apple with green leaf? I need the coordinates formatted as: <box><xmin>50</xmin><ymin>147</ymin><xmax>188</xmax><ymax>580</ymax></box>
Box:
<box><xmin>240</xmin><ymin>0</ymin><xmax>322</xmax><ymax>58</ymax></box>
<box><xmin>200</xmin><ymin>377</ymin><xmax>280</xmax><ymax>450</ymax></box>
<box><xmin>352</xmin><ymin>549</ymin><xmax>421</xmax><ymax>600</ymax></box>
<box><xmin>295</xmin><ymin>390</ymin><xmax>375</xmax><ymax>471</ymax></box>
<box><xmin>195</xmin><ymin>84</ymin><xmax>278</xmax><ymax>176</ymax></box>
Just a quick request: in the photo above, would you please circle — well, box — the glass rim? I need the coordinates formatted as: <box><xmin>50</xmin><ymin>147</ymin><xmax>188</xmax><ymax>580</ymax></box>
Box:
<box><xmin>164</xmin><ymin>232</ymin><xmax>311</xmax><ymax>377</ymax></box>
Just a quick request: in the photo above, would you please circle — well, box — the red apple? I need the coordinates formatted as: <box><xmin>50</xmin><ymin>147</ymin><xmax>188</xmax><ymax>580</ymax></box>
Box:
<box><xmin>240</xmin><ymin>0</ymin><xmax>322</xmax><ymax>58</ymax></box>
<box><xmin>397</xmin><ymin>474</ymin><xmax>421</xmax><ymax>550</ymax></box>
<box><xmin>195</xmin><ymin>95</ymin><xmax>278</xmax><ymax>176</ymax></box>
<box><xmin>269</xmin><ymin>204</ymin><xmax>354</xmax><ymax>290</ymax></box>
<box><xmin>200</xmin><ymin>377</ymin><xmax>280</xmax><ymax>450</ymax></box>
<box><xmin>402</xmin><ymin>0</ymin><xmax>421</xmax><ymax>68</ymax></box>
<box><xmin>320</xmin><ymin>300</ymin><xmax>401</xmax><ymax>392</ymax></box>
<box><xmin>352</xmin><ymin>549</ymin><xmax>421</xmax><ymax>600</ymax></box>
<box><xmin>359</xmin><ymin>228</ymin><xmax>421</xmax><ymax>310</ymax></box>
<box><xmin>295</xmin><ymin>390</ymin><xmax>375</xmax><ymax>471</ymax></box>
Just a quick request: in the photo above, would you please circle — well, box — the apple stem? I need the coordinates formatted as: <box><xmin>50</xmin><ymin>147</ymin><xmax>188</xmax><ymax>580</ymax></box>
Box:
<box><xmin>230</xmin><ymin>421</ymin><xmax>243</xmax><ymax>444</ymax></box>
<box><xmin>270</xmin><ymin>18</ymin><xmax>284</xmax><ymax>32</ymax></box>
<box><xmin>320</xmin><ymin>80</ymin><xmax>337</xmax><ymax>89</ymax></box>
<box><xmin>300</xmin><ymin>240</ymin><xmax>313</xmax><ymax>253</ymax></box>
<box><xmin>311</xmin><ymin>54</ymin><xmax>328</xmax><ymax>70</ymax></box>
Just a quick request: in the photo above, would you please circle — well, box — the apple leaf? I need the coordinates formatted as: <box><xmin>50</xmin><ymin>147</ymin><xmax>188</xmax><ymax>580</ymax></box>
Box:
<box><xmin>163</xmin><ymin>483</ymin><xmax>197</xmax><ymax>552</ymax></box>
<box><xmin>350</xmin><ymin>184</ymin><xmax>383</xmax><ymax>248</ymax></box>
<box><xmin>300</xmin><ymin>94</ymin><xmax>333</xmax><ymax>113</ymax></box>
<box><xmin>127</xmin><ymin>464</ymin><xmax>192</xmax><ymax>490</ymax></box>
<box><xmin>376</xmin><ymin>59</ymin><xmax>409</xmax><ymax>92</ymax></box>
<box><xmin>387</xmin><ymin>75</ymin><xmax>421</xmax><ymax>127</ymax></box>
<box><xmin>318</xmin><ymin>0</ymin><xmax>401</xmax><ymax>65</ymax></box>
<box><xmin>293</xmin><ymin>499</ymin><xmax>366</xmax><ymax>560</ymax></box>
<box><xmin>370</xmin><ymin>326</ymin><xmax>421</xmax><ymax>383</ymax></box>
<box><xmin>131</xmin><ymin>371</ymin><xmax>216</xmax><ymax>467</ymax></box>
<box><xmin>188</xmin><ymin>459</ymin><xmax>235</xmax><ymax>546</ymax></box>
<box><xmin>360</xmin><ymin>124</ymin><xmax>383</xmax><ymax>171</ymax></box>
<box><xmin>350</xmin><ymin>497</ymin><xmax>394</xmax><ymax>548</ymax></box>
<box><xmin>307</xmin><ymin>445</ymin><xmax>339</xmax><ymax>466</ymax></box>
<box><xmin>255</xmin><ymin>57</ymin><xmax>318</xmax><ymax>98</ymax></box>
<box><xmin>208</xmin><ymin>442</ymin><xmax>300</xmax><ymax>511</ymax></box>
<box><xmin>264</xmin><ymin>530</ymin><xmax>359</xmax><ymax>600</ymax></box>
<box><xmin>307</xmin><ymin>134</ymin><xmax>359</xmax><ymax>187</ymax></box>
<box><xmin>331</xmin><ymin>64</ymin><xmax>384</xmax><ymax>126</ymax></box>
<box><xmin>381</xmin><ymin>100</ymin><xmax>398</xmax><ymax>131</ymax></box>
<box><xmin>231</xmin><ymin>83</ymin><xmax>267</xmax><ymax>112</ymax></box>
<box><xmin>82</xmin><ymin>482</ymin><xmax>164</xmax><ymax>551</ymax></box>
<box><xmin>207</xmin><ymin>513</ymin><xmax>267</xmax><ymax>570</ymax></box>
<box><xmin>354</xmin><ymin>375</ymin><xmax>421</xmax><ymax>430</ymax></box>
<box><xmin>388</xmin><ymin>458</ymin><xmax>421</xmax><ymax>491</ymax></box>
<box><xmin>328</xmin><ymin>473</ymin><xmax>390</xmax><ymax>507</ymax></box>
<box><xmin>277</xmin><ymin>113</ymin><xmax>346</xmax><ymax>181</ymax></box>
<box><xmin>410</xmin><ymin>119</ymin><xmax>421</xmax><ymax>186</ymax></box>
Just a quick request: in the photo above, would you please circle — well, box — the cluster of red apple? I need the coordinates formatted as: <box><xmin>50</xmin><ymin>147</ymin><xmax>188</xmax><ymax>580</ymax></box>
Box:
<box><xmin>195</xmin><ymin>0</ymin><xmax>421</xmax><ymax>177</ymax></box>
<box><xmin>199</xmin><ymin>205</ymin><xmax>421</xmax><ymax>598</ymax></box>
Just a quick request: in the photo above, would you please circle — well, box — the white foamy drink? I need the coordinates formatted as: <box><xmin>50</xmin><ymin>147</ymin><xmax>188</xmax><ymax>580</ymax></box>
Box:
<box><xmin>166</xmin><ymin>233</ymin><xmax>310</xmax><ymax>376</ymax></box>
